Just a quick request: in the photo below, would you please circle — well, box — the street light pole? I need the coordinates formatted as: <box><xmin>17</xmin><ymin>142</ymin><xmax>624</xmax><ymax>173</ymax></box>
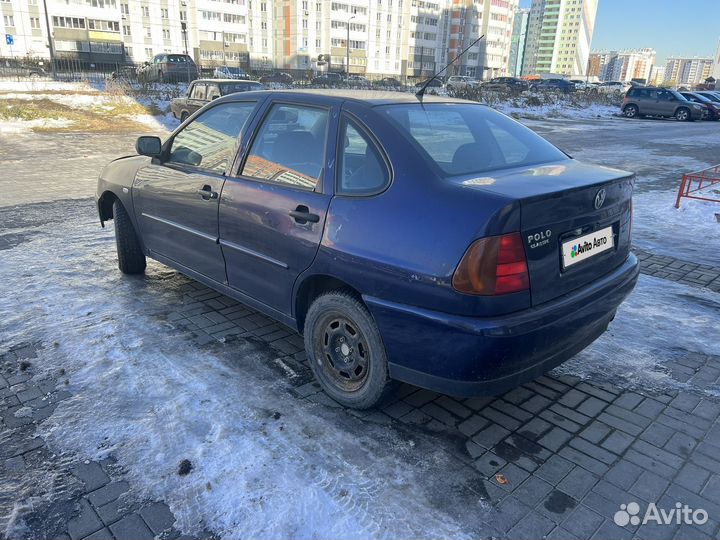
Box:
<box><xmin>41</xmin><ymin>0</ymin><xmax>56</xmax><ymax>79</ymax></box>
<box><xmin>346</xmin><ymin>15</ymin><xmax>355</xmax><ymax>81</ymax></box>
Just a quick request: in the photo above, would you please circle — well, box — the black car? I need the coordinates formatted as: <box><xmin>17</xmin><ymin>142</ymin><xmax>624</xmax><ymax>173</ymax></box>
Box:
<box><xmin>481</xmin><ymin>77</ymin><xmax>528</xmax><ymax>92</ymax></box>
<box><xmin>414</xmin><ymin>77</ymin><xmax>443</xmax><ymax>88</ymax></box>
<box><xmin>374</xmin><ymin>77</ymin><xmax>402</xmax><ymax>88</ymax></box>
<box><xmin>259</xmin><ymin>72</ymin><xmax>293</xmax><ymax>85</ymax></box>
<box><xmin>312</xmin><ymin>72</ymin><xmax>344</xmax><ymax>86</ymax></box>
<box><xmin>530</xmin><ymin>78</ymin><xmax>576</xmax><ymax>93</ymax></box>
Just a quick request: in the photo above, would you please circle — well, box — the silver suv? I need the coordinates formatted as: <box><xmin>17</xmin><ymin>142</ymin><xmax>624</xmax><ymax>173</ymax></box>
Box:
<box><xmin>622</xmin><ymin>87</ymin><xmax>705</xmax><ymax>121</ymax></box>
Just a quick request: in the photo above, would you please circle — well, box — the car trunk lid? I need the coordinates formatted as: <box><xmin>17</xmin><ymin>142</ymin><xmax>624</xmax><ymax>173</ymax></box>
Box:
<box><xmin>452</xmin><ymin>159</ymin><xmax>634</xmax><ymax>306</ymax></box>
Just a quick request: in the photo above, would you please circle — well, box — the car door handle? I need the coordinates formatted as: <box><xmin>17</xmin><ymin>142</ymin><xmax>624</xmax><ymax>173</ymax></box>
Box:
<box><xmin>197</xmin><ymin>185</ymin><xmax>218</xmax><ymax>200</ymax></box>
<box><xmin>289</xmin><ymin>205</ymin><xmax>320</xmax><ymax>224</ymax></box>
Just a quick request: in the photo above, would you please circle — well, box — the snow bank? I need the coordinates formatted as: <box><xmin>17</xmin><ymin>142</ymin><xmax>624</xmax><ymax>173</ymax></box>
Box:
<box><xmin>497</xmin><ymin>102</ymin><xmax>618</xmax><ymax>120</ymax></box>
<box><xmin>0</xmin><ymin>118</ymin><xmax>74</xmax><ymax>133</ymax></box>
<box><xmin>632</xmin><ymin>189</ymin><xmax>720</xmax><ymax>266</ymax></box>
<box><xmin>0</xmin><ymin>204</ymin><xmax>490</xmax><ymax>539</ymax></box>
<box><xmin>0</xmin><ymin>81</ymin><xmax>97</xmax><ymax>93</ymax></box>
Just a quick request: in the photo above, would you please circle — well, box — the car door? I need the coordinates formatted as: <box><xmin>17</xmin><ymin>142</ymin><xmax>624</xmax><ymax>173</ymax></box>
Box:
<box><xmin>219</xmin><ymin>97</ymin><xmax>338</xmax><ymax>315</ymax></box>
<box><xmin>133</xmin><ymin>99</ymin><xmax>260</xmax><ymax>283</ymax></box>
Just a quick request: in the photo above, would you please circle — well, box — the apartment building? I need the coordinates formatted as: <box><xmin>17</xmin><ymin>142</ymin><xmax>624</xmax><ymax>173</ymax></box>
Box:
<box><xmin>522</xmin><ymin>0</ymin><xmax>598</xmax><ymax>77</ymax></box>
<box><xmin>507</xmin><ymin>7</ymin><xmax>528</xmax><ymax>76</ymax></box>
<box><xmin>664</xmin><ymin>56</ymin><xmax>713</xmax><ymax>86</ymax></box>
<box><xmin>0</xmin><ymin>0</ymin><xmax>516</xmax><ymax>78</ymax></box>
<box><xmin>588</xmin><ymin>48</ymin><xmax>655</xmax><ymax>82</ymax></box>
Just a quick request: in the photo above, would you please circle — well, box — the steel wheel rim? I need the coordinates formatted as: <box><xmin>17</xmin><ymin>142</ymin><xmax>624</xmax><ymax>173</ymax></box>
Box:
<box><xmin>316</xmin><ymin>313</ymin><xmax>370</xmax><ymax>392</ymax></box>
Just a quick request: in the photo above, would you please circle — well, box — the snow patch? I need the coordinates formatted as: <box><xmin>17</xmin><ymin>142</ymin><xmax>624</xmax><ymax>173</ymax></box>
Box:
<box><xmin>555</xmin><ymin>274</ymin><xmax>720</xmax><ymax>395</ymax></box>
<box><xmin>0</xmin><ymin>118</ymin><xmax>74</xmax><ymax>133</ymax></box>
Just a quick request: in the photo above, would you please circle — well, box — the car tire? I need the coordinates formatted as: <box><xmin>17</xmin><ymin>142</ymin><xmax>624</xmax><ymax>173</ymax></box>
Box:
<box><xmin>675</xmin><ymin>107</ymin><xmax>691</xmax><ymax>122</ymax></box>
<box><xmin>623</xmin><ymin>104</ymin><xmax>639</xmax><ymax>118</ymax></box>
<box><xmin>304</xmin><ymin>291</ymin><xmax>392</xmax><ymax>409</ymax></box>
<box><xmin>113</xmin><ymin>199</ymin><xmax>146</xmax><ymax>275</ymax></box>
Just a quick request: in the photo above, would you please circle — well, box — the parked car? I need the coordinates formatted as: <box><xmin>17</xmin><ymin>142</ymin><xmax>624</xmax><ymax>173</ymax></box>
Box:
<box><xmin>529</xmin><ymin>78</ymin><xmax>575</xmax><ymax>93</ymax></box>
<box><xmin>622</xmin><ymin>87</ymin><xmax>705</xmax><ymax>121</ymax></box>
<box><xmin>597</xmin><ymin>81</ymin><xmax>630</xmax><ymax>94</ymax></box>
<box><xmin>480</xmin><ymin>77</ymin><xmax>528</xmax><ymax>92</ymax></box>
<box><xmin>170</xmin><ymin>79</ymin><xmax>265</xmax><ymax>121</ymax></box>
<box><xmin>569</xmin><ymin>79</ymin><xmax>595</xmax><ymax>91</ymax></box>
<box><xmin>414</xmin><ymin>77</ymin><xmax>444</xmax><ymax>89</ymax></box>
<box><xmin>259</xmin><ymin>72</ymin><xmax>293</xmax><ymax>85</ymax></box>
<box><xmin>446</xmin><ymin>75</ymin><xmax>480</xmax><ymax>91</ymax></box>
<box><xmin>312</xmin><ymin>72</ymin><xmax>345</xmax><ymax>86</ymax></box>
<box><xmin>109</xmin><ymin>65</ymin><xmax>138</xmax><ymax>81</ymax></box>
<box><xmin>347</xmin><ymin>75</ymin><xmax>370</xmax><ymax>87</ymax></box>
<box><xmin>139</xmin><ymin>54</ymin><xmax>198</xmax><ymax>83</ymax></box>
<box><xmin>0</xmin><ymin>61</ymin><xmax>46</xmax><ymax>78</ymax></box>
<box><xmin>213</xmin><ymin>66</ymin><xmax>249</xmax><ymax>80</ymax></box>
<box><xmin>695</xmin><ymin>91</ymin><xmax>720</xmax><ymax>105</ymax></box>
<box><xmin>97</xmin><ymin>90</ymin><xmax>638</xmax><ymax>408</ymax></box>
<box><xmin>680</xmin><ymin>91</ymin><xmax>720</xmax><ymax>120</ymax></box>
<box><xmin>373</xmin><ymin>77</ymin><xmax>402</xmax><ymax>88</ymax></box>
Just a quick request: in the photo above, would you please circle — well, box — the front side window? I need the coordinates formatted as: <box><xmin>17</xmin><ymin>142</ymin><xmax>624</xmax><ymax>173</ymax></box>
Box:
<box><xmin>241</xmin><ymin>104</ymin><xmax>329</xmax><ymax>190</ymax></box>
<box><xmin>168</xmin><ymin>101</ymin><xmax>257</xmax><ymax>173</ymax></box>
<box><xmin>381</xmin><ymin>103</ymin><xmax>568</xmax><ymax>176</ymax></box>
<box><xmin>338</xmin><ymin>117</ymin><xmax>389</xmax><ymax>195</ymax></box>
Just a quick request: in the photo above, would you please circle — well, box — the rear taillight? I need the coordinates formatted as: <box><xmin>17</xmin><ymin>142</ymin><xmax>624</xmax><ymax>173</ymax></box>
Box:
<box><xmin>452</xmin><ymin>232</ymin><xmax>530</xmax><ymax>296</ymax></box>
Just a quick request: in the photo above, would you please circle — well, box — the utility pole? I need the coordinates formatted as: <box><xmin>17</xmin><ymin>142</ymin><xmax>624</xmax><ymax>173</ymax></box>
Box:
<box><xmin>41</xmin><ymin>0</ymin><xmax>56</xmax><ymax>79</ymax></box>
<box><xmin>346</xmin><ymin>15</ymin><xmax>355</xmax><ymax>81</ymax></box>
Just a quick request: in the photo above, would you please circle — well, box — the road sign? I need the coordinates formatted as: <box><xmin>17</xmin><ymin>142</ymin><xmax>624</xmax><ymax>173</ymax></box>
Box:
<box><xmin>5</xmin><ymin>34</ymin><xmax>14</xmax><ymax>46</ymax></box>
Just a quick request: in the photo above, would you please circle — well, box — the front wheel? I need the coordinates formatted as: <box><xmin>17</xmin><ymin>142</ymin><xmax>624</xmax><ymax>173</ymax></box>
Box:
<box><xmin>304</xmin><ymin>291</ymin><xmax>391</xmax><ymax>409</ymax></box>
<box><xmin>675</xmin><ymin>107</ymin><xmax>691</xmax><ymax>122</ymax></box>
<box><xmin>113</xmin><ymin>199</ymin><xmax>146</xmax><ymax>274</ymax></box>
<box><xmin>623</xmin><ymin>104</ymin><xmax>639</xmax><ymax>118</ymax></box>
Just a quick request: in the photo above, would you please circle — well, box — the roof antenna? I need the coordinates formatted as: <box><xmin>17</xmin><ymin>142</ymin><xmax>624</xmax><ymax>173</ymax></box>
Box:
<box><xmin>416</xmin><ymin>34</ymin><xmax>485</xmax><ymax>102</ymax></box>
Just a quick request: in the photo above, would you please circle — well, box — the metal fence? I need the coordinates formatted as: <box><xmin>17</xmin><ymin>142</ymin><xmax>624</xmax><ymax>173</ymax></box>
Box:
<box><xmin>0</xmin><ymin>55</ymin><xmax>425</xmax><ymax>86</ymax></box>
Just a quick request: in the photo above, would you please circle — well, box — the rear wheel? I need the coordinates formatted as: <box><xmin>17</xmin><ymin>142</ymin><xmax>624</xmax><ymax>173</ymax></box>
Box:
<box><xmin>304</xmin><ymin>291</ymin><xmax>391</xmax><ymax>409</ymax></box>
<box><xmin>675</xmin><ymin>107</ymin><xmax>691</xmax><ymax>122</ymax></box>
<box><xmin>623</xmin><ymin>104</ymin><xmax>639</xmax><ymax>118</ymax></box>
<box><xmin>113</xmin><ymin>199</ymin><xmax>146</xmax><ymax>274</ymax></box>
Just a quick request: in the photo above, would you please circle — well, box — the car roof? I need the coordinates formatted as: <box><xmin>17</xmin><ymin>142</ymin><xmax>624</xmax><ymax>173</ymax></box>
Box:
<box><xmin>214</xmin><ymin>88</ymin><xmax>472</xmax><ymax>106</ymax></box>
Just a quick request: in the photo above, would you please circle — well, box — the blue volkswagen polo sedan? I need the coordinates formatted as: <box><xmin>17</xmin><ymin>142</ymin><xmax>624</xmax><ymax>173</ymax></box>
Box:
<box><xmin>96</xmin><ymin>90</ymin><xmax>639</xmax><ymax>409</ymax></box>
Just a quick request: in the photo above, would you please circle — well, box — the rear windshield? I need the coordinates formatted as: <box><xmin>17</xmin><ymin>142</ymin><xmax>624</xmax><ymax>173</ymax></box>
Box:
<box><xmin>168</xmin><ymin>55</ymin><xmax>190</xmax><ymax>63</ymax></box>
<box><xmin>220</xmin><ymin>82</ymin><xmax>262</xmax><ymax>94</ymax></box>
<box><xmin>380</xmin><ymin>103</ymin><xmax>568</xmax><ymax>176</ymax></box>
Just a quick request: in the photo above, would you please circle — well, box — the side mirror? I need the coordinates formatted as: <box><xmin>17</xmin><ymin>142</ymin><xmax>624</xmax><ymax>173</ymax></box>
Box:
<box><xmin>136</xmin><ymin>136</ymin><xmax>162</xmax><ymax>157</ymax></box>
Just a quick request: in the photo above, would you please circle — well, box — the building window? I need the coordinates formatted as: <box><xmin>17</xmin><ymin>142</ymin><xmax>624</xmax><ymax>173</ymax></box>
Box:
<box><xmin>3</xmin><ymin>15</ymin><xmax>15</xmax><ymax>26</ymax></box>
<box><xmin>30</xmin><ymin>17</ymin><xmax>41</xmax><ymax>29</ymax></box>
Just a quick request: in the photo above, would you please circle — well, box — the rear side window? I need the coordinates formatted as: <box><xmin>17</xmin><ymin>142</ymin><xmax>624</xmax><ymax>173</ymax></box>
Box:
<box><xmin>381</xmin><ymin>103</ymin><xmax>567</xmax><ymax>176</ymax></box>
<box><xmin>338</xmin><ymin>116</ymin><xmax>390</xmax><ymax>195</ymax></box>
<box><xmin>168</xmin><ymin>54</ymin><xmax>189</xmax><ymax>63</ymax></box>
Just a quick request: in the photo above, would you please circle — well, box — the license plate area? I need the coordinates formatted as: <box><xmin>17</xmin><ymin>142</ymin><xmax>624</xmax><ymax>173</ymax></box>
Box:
<box><xmin>561</xmin><ymin>225</ymin><xmax>615</xmax><ymax>269</ymax></box>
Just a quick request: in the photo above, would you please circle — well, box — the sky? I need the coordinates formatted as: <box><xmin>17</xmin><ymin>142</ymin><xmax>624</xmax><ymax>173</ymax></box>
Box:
<box><xmin>518</xmin><ymin>0</ymin><xmax>720</xmax><ymax>64</ymax></box>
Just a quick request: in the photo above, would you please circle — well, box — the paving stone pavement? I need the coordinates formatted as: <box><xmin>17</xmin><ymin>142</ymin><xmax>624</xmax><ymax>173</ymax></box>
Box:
<box><xmin>3</xmin><ymin>258</ymin><xmax>720</xmax><ymax>539</ymax></box>
<box><xmin>2</xmin><ymin>129</ymin><xmax>720</xmax><ymax>539</ymax></box>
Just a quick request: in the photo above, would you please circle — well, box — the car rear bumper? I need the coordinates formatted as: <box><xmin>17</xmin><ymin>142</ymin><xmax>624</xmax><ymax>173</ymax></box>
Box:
<box><xmin>364</xmin><ymin>253</ymin><xmax>639</xmax><ymax>397</ymax></box>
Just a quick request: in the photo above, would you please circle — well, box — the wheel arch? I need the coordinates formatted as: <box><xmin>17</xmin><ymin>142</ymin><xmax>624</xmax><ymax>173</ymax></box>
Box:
<box><xmin>97</xmin><ymin>189</ymin><xmax>120</xmax><ymax>226</ymax></box>
<box><xmin>294</xmin><ymin>274</ymin><xmax>363</xmax><ymax>334</ymax></box>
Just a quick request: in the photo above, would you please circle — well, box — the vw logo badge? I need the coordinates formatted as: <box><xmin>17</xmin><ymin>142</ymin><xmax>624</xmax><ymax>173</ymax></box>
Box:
<box><xmin>594</xmin><ymin>189</ymin><xmax>606</xmax><ymax>210</ymax></box>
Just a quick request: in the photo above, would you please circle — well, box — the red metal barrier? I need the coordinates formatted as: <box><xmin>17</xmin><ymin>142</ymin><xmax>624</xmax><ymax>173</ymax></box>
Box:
<box><xmin>675</xmin><ymin>164</ymin><xmax>720</xmax><ymax>208</ymax></box>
